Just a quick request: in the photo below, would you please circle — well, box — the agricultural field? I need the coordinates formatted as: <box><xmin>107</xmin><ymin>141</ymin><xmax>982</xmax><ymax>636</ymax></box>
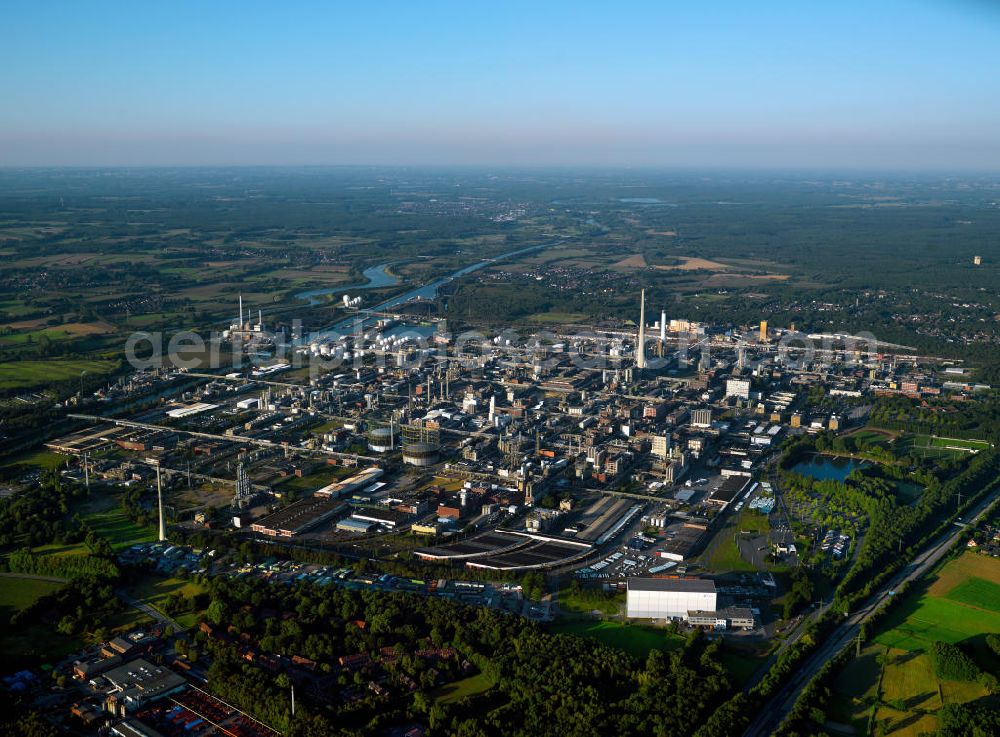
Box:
<box><xmin>876</xmin><ymin>554</ymin><xmax>1000</xmax><ymax>650</ymax></box>
<box><xmin>829</xmin><ymin>552</ymin><xmax>1000</xmax><ymax>735</ymax></box>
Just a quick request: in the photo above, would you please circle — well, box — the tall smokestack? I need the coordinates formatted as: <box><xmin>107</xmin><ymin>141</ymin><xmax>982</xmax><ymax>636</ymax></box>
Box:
<box><xmin>660</xmin><ymin>310</ymin><xmax>666</xmax><ymax>342</ymax></box>
<box><xmin>637</xmin><ymin>289</ymin><xmax>647</xmax><ymax>369</ymax></box>
<box><xmin>156</xmin><ymin>465</ymin><xmax>166</xmax><ymax>541</ymax></box>
<box><xmin>238</xmin><ymin>294</ymin><xmax>243</xmax><ymax>328</ymax></box>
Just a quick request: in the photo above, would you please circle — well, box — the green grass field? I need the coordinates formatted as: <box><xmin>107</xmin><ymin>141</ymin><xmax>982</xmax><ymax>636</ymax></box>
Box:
<box><xmin>875</xmin><ymin>596</ymin><xmax>1000</xmax><ymax>651</ymax></box>
<box><xmin>432</xmin><ymin>672</ymin><xmax>496</xmax><ymax>704</ymax></box>
<box><xmin>274</xmin><ymin>465</ymin><xmax>353</xmax><ymax>492</ymax></box>
<box><xmin>718</xmin><ymin>644</ymin><xmax>770</xmax><ymax>687</ymax></box>
<box><xmin>1</xmin><ymin>449</ymin><xmax>67</xmax><ymax>470</ymax></box>
<box><xmin>893</xmin><ymin>480</ymin><xmax>924</xmax><ymax>504</ymax></box>
<box><xmin>944</xmin><ymin>576</ymin><xmax>1000</xmax><ymax>613</ymax></box>
<box><xmin>0</xmin><ymin>623</ymin><xmax>84</xmax><ymax>669</ymax></box>
<box><xmin>525</xmin><ymin>311</ymin><xmax>588</xmax><ymax>324</ymax></box>
<box><xmin>703</xmin><ymin>508</ymin><xmax>771</xmax><ymax>573</ymax></box>
<box><xmin>25</xmin><ymin>509</ymin><xmax>155</xmax><ymax>559</ymax></box>
<box><xmin>0</xmin><ymin>577</ymin><xmax>82</xmax><ymax>669</ymax></box>
<box><xmin>557</xmin><ymin>586</ymin><xmax>623</xmax><ymax>615</ymax></box>
<box><xmin>830</xmin><ymin>553</ymin><xmax>1000</xmax><ymax>735</ymax></box>
<box><xmin>848</xmin><ymin>428</ymin><xmax>895</xmax><ymax>447</ymax></box>
<box><xmin>125</xmin><ymin>576</ymin><xmax>208</xmax><ymax>629</ymax></box>
<box><xmin>84</xmin><ymin>509</ymin><xmax>157</xmax><ymax>550</ymax></box>
<box><xmin>0</xmin><ymin>576</ymin><xmax>65</xmax><ymax>618</ymax></box>
<box><xmin>0</xmin><ymin>358</ymin><xmax>118</xmax><ymax>391</ymax></box>
<box><xmin>897</xmin><ymin>434</ymin><xmax>990</xmax><ymax>460</ymax></box>
<box><xmin>926</xmin><ymin>436</ymin><xmax>990</xmax><ymax>451</ymax></box>
<box><xmin>549</xmin><ymin>620</ymin><xmax>685</xmax><ymax>659</ymax></box>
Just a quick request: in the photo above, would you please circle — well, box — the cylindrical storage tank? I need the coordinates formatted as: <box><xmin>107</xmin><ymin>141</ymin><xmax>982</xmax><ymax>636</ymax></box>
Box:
<box><xmin>402</xmin><ymin>441</ymin><xmax>440</xmax><ymax>467</ymax></box>
<box><xmin>368</xmin><ymin>426</ymin><xmax>395</xmax><ymax>453</ymax></box>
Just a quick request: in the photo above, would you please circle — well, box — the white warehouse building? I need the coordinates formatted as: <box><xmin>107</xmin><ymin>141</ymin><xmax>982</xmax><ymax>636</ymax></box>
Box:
<box><xmin>626</xmin><ymin>577</ymin><xmax>717</xmax><ymax>620</ymax></box>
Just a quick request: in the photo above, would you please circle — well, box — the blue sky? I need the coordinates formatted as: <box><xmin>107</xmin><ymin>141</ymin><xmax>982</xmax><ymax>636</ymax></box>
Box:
<box><xmin>1</xmin><ymin>0</ymin><xmax>998</xmax><ymax>168</ymax></box>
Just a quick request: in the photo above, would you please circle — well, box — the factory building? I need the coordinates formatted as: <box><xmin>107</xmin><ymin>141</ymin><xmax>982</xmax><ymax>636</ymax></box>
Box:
<box><xmin>626</xmin><ymin>577</ymin><xmax>717</xmax><ymax>620</ymax></box>
<box><xmin>102</xmin><ymin>659</ymin><xmax>186</xmax><ymax>715</ymax></box>
<box><xmin>249</xmin><ymin>498</ymin><xmax>344</xmax><ymax>537</ymax></box>
<box><xmin>314</xmin><ymin>467</ymin><xmax>384</xmax><ymax>498</ymax></box>
<box><xmin>351</xmin><ymin>507</ymin><xmax>411</xmax><ymax>530</ymax></box>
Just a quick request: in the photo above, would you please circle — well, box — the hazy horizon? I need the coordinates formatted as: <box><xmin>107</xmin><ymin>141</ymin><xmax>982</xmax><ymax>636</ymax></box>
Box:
<box><xmin>2</xmin><ymin>0</ymin><xmax>999</xmax><ymax>169</ymax></box>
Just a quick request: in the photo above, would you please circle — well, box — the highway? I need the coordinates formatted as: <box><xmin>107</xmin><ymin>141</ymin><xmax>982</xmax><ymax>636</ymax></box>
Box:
<box><xmin>742</xmin><ymin>484</ymin><xmax>1000</xmax><ymax>737</ymax></box>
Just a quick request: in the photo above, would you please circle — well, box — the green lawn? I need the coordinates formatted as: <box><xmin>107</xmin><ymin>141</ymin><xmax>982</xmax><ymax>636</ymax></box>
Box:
<box><xmin>433</xmin><ymin>672</ymin><xmax>496</xmax><ymax>704</ymax></box>
<box><xmin>893</xmin><ymin>480</ymin><xmax>924</xmax><ymax>504</ymax></box>
<box><xmin>830</xmin><ymin>552</ymin><xmax>1000</xmax><ymax>735</ymax></box>
<box><xmin>828</xmin><ymin>644</ymin><xmax>882</xmax><ymax>734</ymax></box>
<box><xmin>898</xmin><ymin>434</ymin><xmax>989</xmax><ymax>460</ymax></box>
<box><xmin>549</xmin><ymin>620</ymin><xmax>685</xmax><ymax>659</ymax></box>
<box><xmin>24</xmin><ymin>509</ymin><xmax>155</xmax><ymax>560</ymax></box>
<box><xmin>718</xmin><ymin>645</ymin><xmax>770</xmax><ymax>687</ymax></box>
<box><xmin>706</xmin><ymin>533</ymin><xmax>757</xmax><ymax>572</ymax></box>
<box><xmin>274</xmin><ymin>465</ymin><xmax>353</xmax><ymax>492</ymax></box>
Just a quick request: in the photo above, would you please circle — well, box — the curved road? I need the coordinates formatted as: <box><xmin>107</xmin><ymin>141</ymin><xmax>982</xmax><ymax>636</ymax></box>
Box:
<box><xmin>0</xmin><ymin>572</ymin><xmax>183</xmax><ymax>633</ymax></box>
<box><xmin>743</xmin><ymin>485</ymin><xmax>1000</xmax><ymax>737</ymax></box>
<box><xmin>117</xmin><ymin>589</ymin><xmax>184</xmax><ymax>633</ymax></box>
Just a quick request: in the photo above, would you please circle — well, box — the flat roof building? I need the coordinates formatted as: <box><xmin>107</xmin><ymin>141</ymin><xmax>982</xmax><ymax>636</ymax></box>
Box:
<box><xmin>103</xmin><ymin>659</ymin><xmax>186</xmax><ymax>714</ymax></box>
<box><xmin>336</xmin><ymin>517</ymin><xmax>377</xmax><ymax>534</ymax></box>
<box><xmin>351</xmin><ymin>507</ymin><xmax>411</xmax><ymax>529</ymax></box>
<box><xmin>626</xmin><ymin>577</ymin><xmax>717</xmax><ymax>620</ymax></box>
<box><xmin>250</xmin><ymin>498</ymin><xmax>344</xmax><ymax>537</ymax></box>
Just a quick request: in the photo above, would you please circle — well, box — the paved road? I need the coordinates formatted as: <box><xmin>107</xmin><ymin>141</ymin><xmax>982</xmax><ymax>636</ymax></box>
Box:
<box><xmin>2</xmin><ymin>572</ymin><xmax>184</xmax><ymax>633</ymax></box>
<box><xmin>742</xmin><ymin>486</ymin><xmax>1000</xmax><ymax>737</ymax></box>
<box><xmin>117</xmin><ymin>589</ymin><xmax>184</xmax><ymax>633</ymax></box>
